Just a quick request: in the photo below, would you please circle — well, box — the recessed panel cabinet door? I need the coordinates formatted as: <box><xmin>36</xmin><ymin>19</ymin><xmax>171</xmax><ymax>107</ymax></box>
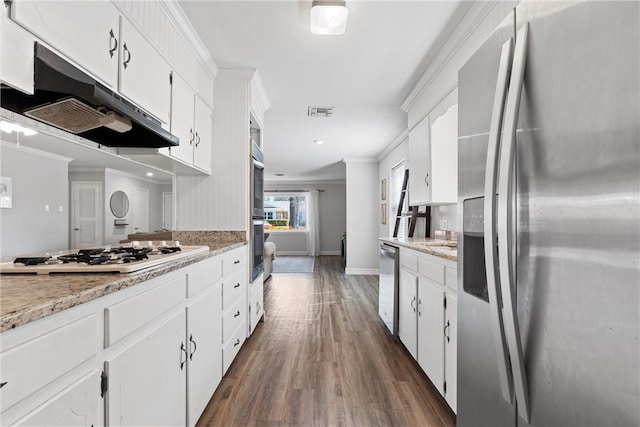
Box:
<box><xmin>106</xmin><ymin>312</ymin><xmax>186</xmax><ymax>426</ymax></box>
<box><xmin>408</xmin><ymin>117</ymin><xmax>431</xmax><ymax>205</ymax></box>
<box><xmin>193</xmin><ymin>95</ymin><xmax>212</xmax><ymax>172</ymax></box>
<box><xmin>11</xmin><ymin>1</ymin><xmax>120</xmax><ymax>88</ymax></box>
<box><xmin>170</xmin><ymin>72</ymin><xmax>195</xmax><ymax>165</ymax></box>
<box><xmin>445</xmin><ymin>293</ymin><xmax>457</xmax><ymax>413</ymax></box>
<box><xmin>417</xmin><ymin>278</ymin><xmax>445</xmax><ymax>395</ymax></box>
<box><xmin>118</xmin><ymin>18</ymin><xmax>171</xmax><ymax>124</ymax></box>
<box><xmin>186</xmin><ymin>287</ymin><xmax>222</xmax><ymax>427</ymax></box>
<box><xmin>399</xmin><ymin>269</ymin><xmax>418</xmax><ymax>359</ymax></box>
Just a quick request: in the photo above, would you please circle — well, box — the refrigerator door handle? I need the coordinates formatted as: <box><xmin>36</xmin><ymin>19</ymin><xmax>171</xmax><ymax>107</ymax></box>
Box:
<box><xmin>483</xmin><ymin>37</ymin><xmax>515</xmax><ymax>405</ymax></box>
<box><xmin>497</xmin><ymin>23</ymin><xmax>530</xmax><ymax>423</ymax></box>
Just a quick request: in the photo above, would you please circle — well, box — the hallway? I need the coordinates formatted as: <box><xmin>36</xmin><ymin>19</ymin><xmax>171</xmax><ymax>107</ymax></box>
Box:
<box><xmin>198</xmin><ymin>256</ymin><xmax>455</xmax><ymax>426</ymax></box>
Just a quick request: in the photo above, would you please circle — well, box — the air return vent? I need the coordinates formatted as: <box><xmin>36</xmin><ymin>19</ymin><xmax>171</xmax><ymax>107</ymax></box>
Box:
<box><xmin>307</xmin><ymin>106</ymin><xmax>334</xmax><ymax>118</ymax></box>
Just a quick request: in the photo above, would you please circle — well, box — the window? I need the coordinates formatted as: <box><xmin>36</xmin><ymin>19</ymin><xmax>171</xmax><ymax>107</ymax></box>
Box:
<box><xmin>391</xmin><ymin>162</ymin><xmax>407</xmax><ymax>238</ymax></box>
<box><xmin>264</xmin><ymin>193</ymin><xmax>308</xmax><ymax>231</ymax></box>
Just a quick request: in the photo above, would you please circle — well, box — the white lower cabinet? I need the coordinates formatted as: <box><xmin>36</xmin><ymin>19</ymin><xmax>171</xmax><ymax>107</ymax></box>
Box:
<box><xmin>106</xmin><ymin>312</ymin><xmax>187</xmax><ymax>426</ymax></box>
<box><xmin>186</xmin><ymin>287</ymin><xmax>222</xmax><ymax>426</ymax></box>
<box><xmin>0</xmin><ymin>247</ymin><xmax>248</xmax><ymax>426</ymax></box>
<box><xmin>398</xmin><ymin>247</ymin><xmax>457</xmax><ymax>413</ymax></box>
<box><xmin>249</xmin><ymin>277</ymin><xmax>264</xmax><ymax>335</ymax></box>
<box><xmin>14</xmin><ymin>371</ymin><xmax>101</xmax><ymax>427</ymax></box>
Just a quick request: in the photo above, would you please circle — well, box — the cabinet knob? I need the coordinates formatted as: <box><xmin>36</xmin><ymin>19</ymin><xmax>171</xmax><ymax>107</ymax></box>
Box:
<box><xmin>234</xmin><ymin>338</ymin><xmax>240</xmax><ymax>347</ymax></box>
<box><xmin>234</xmin><ymin>259</ymin><xmax>240</xmax><ymax>264</ymax></box>
<box><xmin>233</xmin><ymin>282</ymin><xmax>240</xmax><ymax>289</ymax></box>
<box><xmin>234</xmin><ymin>310</ymin><xmax>241</xmax><ymax>318</ymax></box>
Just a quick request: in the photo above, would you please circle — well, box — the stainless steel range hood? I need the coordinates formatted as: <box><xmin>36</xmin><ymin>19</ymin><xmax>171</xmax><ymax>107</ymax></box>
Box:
<box><xmin>0</xmin><ymin>43</ymin><xmax>179</xmax><ymax>148</ymax></box>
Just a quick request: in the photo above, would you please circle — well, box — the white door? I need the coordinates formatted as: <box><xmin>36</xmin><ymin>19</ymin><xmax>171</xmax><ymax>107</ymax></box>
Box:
<box><xmin>186</xmin><ymin>287</ymin><xmax>222</xmax><ymax>426</ymax></box>
<box><xmin>71</xmin><ymin>182</ymin><xmax>102</xmax><ymax>248</ymax></box>
<box><xmin>132</xmin><ymin>187</ymin><xmax>149</xmax><ymax>233</ymax></box>
<box><xmin>417</xmin><ymin>278</ymin><xmax>445</xmax><ymax>395</ymax></box>
<box><xmin>162</xmin><ymin>192</ymin><xmax>173</xmax><ymax>230</ymax></box>
<box><xmin>106</xmin><ymin>312</ymin><xmax>186</xmax><ymax>426</ymax></box>
<box><xmin>14</xmin><ymin>371</ymin><xmax>101</xmax><ymax>427</ymax></box>
<box><xmin>398</xmin><ymin>269</ymin><xmax>418</xmax><ymax>359</ymax></box>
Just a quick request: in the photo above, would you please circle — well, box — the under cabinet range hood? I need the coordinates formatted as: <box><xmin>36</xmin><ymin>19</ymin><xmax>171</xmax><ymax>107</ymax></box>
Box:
<box><xmin>0</xmin><ymin>43</ymin><xmax>179</xmax><ymax>148</ymax></box>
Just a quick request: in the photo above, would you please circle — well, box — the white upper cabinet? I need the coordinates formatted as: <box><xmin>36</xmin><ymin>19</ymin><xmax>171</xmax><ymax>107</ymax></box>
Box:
<box><xmin>168</xmin><ymin>72</ymin><xmax>212</xmax><ymax>173</ymax></box>
<box><xmin>408</xmin><ymin>103</ymin><xmax>458</xmax><ymax>206</ymax></box>
<box><xmin>118</xmin><ymin>18</ymin><xmax>171</xmax><ymax>124</ymax></box>
<box><xmin>11</xmin><ymin>1</ymin><xmax>120</xmax><ymax>88</ymax></box>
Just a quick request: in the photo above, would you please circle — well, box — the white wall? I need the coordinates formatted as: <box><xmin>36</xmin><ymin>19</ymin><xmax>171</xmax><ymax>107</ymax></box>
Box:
<box><xmin>344</xmin><ymin>160</ymin><xmax>378</xmax><ymax>275</ymax></box>
<box><xmin>264</xmin><ymin>182</ymin><xmax>346</xmax><ymax>256</ymax></box>
<box><xmin>378</xmin><ymin>137</ymin><xmax>409</xmax><ymax>238</ymax></box>
<box><xmin>0</xmin><ymin>144</ymin><xmax>69</xmax><ymax>259</ymax></box>
<box><xmin>379</xmin><ymin>1</ymin><xmax>519</xmax><ymax>235</ymax></box>
<box><xmin>104</xmin><ymin>169</ymin><xmax>169</xmax><ymax>245</ymax></box>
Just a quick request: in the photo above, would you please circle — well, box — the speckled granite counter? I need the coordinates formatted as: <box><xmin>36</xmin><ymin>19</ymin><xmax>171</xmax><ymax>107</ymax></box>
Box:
<box><xmin>379</xmin><ymin>237</ymin><xmax>458</xmax><ymax>262</ymax></box>
<box><xmin>0</xmin><ymin>241</ymin><xmax>245</xmax><ymax>333</ymax></box>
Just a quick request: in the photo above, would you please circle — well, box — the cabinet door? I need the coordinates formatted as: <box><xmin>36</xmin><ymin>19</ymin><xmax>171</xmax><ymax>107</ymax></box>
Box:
<box><xmin>11</xmin><ymin>1</ymin><xmax>120</xmax><ymax>88</ymax></box>
<box><xmin>106</xmin><ymin>312</ymin><xmax>186</xmax><ymax>426</ymax></box>
<box><xmin>444</xmin><ymin>293</ymin><xmax>457</xmax><ymax>413</ymax></box>
<box><xmin>169</xmin><ymin>72</ymin><xmax>195</xmax><ymax>165</ymax></box>
<box><xmin>408</xmin><ymin>117</ymin><xmax>431</xmax><ymax>205</ymax></box>
<box><xmin>119</xmin><ymin>18</ymin><xmax>171</xmax><ymax>124</ymax></box>
<box><xmin>429</xmin><ymin>104</ymin><xmax>458</xmax><ymax>204</ymax></box>
<box><xmin>1</xmin><ymin>10</ymin><xmax>35</xmax><ymax>94</ymax></box>
<box><xmin>398</xmin><ymin>268</ymin><xmax>418</xmax><ymax>359</ymax></box>
<box><xmin>249</xmin><ymin>280</ymin><xmax>264</xmax><ymax>335</ymax></box>
<box><xmin>417</xmin><ymin>278</ymin><xmax>445</xmax><ymax>395</ymax></box>
<box><xmin>193</xmin><ymin>95</ymin><xmax>212</xmax><ymax>172</ymax></box>
<box><xmin>14</xmin><ymin>371</ymin><xmax>101</xmax><ymax>427</ymax></box>
<box><xmin>187</xmin><ymin>286</ymin><xmax>222</xmax><ymax>426</ymax></box>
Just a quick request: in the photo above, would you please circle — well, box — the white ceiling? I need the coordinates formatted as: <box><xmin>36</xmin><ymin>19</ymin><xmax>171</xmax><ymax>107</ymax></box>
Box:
<box><xmin>179</xmin><ymin>0</ymin><xmax>469</xmax><ymax>183</ymax></box>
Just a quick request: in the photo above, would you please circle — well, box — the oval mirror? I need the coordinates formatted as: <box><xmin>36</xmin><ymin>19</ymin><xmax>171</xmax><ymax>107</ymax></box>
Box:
<box><xmin>110</xmin><ymin>190</ymin><xmax>130</xmax><ymax>218</ymax></box>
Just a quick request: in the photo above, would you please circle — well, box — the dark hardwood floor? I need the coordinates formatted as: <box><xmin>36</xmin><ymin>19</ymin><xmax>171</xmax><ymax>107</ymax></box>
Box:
<box><xmin>197</xmin><ymin>255</ymin><xmax>455</xmax><ymax>427</ymax></box>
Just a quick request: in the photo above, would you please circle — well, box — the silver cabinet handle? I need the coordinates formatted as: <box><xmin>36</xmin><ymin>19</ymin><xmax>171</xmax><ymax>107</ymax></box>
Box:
<box><xmin>497</xmin><ymin>23</ymin><xmax>530</xmax><ymax>423</ymax></box>
<box><xmin>483</xmin><ymin>36</ymin><xmax>515</xmax><ymax>405</ymax></box>
<box><xmin>189</xmin><ymin>334</ymin><xmax>197</xmax><ymax>361</ymax></box>
<box><xmin>122</xmin><ymin>43</ymin><xmax>131</xmax><ymax>69</ymax></box>
<box><xmin>417</xmin><ymin>298</ymin><xmax>422</xmax><ymax>317</ymax></box>
<box><xmin>180</xmin><ymin>342</ymin><xmax>187</xmax><ymax>370</ymax></box>
<box><xmin>233</xmin><ymin>282</ymin><xmax>240</xmax><ymax>289</ymax></box>
<box><xmin>234</xmin><ymin>260</ymin><xmax>240</xmax><ymax>265</ymax></box>
<box><xmin>233</xmin><ymin>338</ymin><xmax>240</xmax><ymax>347</ymax></box>
<box><xmin>189</xmin><ymin>128</ymin><xmax>194</xmax><ymax>145</ymax></box>
<box><xmin>234</xmin><ymin>310</ymin><xmax>240</xmax><ymax>318</ymax></box>
<box><xmin>410</xmin><ymin>295</ymin><xmax>416</xmax><ymax>313</ymax></box>
<box><xmin>195</xmin><ymin>132</ymin><xmax>200</xmax><ymax>147</ymax></box>
<box><xmin>108</xmin><ymin>29</ymin><xmax>118</xmax><ymax>58</ymax></box>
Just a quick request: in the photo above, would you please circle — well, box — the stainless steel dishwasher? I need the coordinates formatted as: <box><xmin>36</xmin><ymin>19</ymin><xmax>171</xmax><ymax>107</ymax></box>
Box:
<box><xmin>378</xmin><ymin>242</ymin><xmax>399</xmax><ymax>336</ymax></box>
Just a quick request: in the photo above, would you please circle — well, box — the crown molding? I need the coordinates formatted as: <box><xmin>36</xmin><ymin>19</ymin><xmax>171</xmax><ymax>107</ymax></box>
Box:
<box><xmin>0</xmin><ymin>140</ymin><xmax>73</xmax><ymax>163</ymax></box>
<box><xmin>156</xmin><ymin>0</ymin><xmax>219</xmax><ymax>79</ymax></box>
<box><xmin>401</xmin><ymin>0</ymin><xmax>500</xmax><ymax>112</ymax></box>
<box><xmin>342</xmin><ymin>158</ymin><xmax>377</xmax><ymax>164</ymax></box>
<box><xmin>376</xmin><ymin>128</ymin><xmax>409</xmax><ymax>162</ymax></box>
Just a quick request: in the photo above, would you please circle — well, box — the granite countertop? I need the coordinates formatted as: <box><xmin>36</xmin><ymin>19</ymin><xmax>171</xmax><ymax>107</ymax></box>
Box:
<box><xmin>0</xmin><ymin>241</ymin><xmax>245</xmax><ymax>333</ymax></box>
<box><xmin>379</xmin><ymin>236</ymin><xmax>458</xmax><ymax>262</ymax></box>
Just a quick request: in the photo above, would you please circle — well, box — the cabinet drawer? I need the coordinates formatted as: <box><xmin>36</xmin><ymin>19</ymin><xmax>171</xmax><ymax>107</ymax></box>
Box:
<box><xmin>400</xmin><ymin>249</ymin><xmax>418</xmax><ymax>272</ymax></box>
<box><xmin>222</xmin><ymin>322</ymin><xmax>246</xmax><ymax>374</ymax></box>
<box><xmin>418</xmin><ymin>256</ymin><xmax>445</xmax><ymax>284</ymax></box>
<box><xmin>222</xmin><ymin>297</ymin><xmax>245</xmax><ymax>344</ymax></box>
<box><xmin>445</xmin><ymin>267</ymin><xmax>457</xmax><ymax>293</ymax></box>
<box><xmin>222</xmin><ymin>270</ymin><xmax>245</xmax><ymax>311</ymax></box>
<box><xmin>105</xmin><ymin>275</ymin><xmax>185</xmax><ymax>346</ymax></box>
<box><xmin>221</xmin><ymin>247</ymin><xmax>246</xmax><ymax>277</ymax></box>
<box><xmin>187</xmin><ymin>257</ymin><xmax>222</xmax><ymax>298</ymax></box>
<box><xmin>0</xmin><ymin>314</ymin><xmax>99</xmax><ymax>412</ymax></box>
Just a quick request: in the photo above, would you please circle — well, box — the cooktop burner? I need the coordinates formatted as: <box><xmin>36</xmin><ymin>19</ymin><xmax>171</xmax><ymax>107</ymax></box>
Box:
<box><xmin>3</xmin><ymin>242</ymin><xmax>208</xmax><ymax>274</ymax></box>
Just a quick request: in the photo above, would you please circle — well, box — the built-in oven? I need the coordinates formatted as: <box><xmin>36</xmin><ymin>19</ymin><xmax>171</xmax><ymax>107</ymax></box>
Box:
<box><xmin>252</xmin><ymin>219</ymin><xmax>265</xmax><ymax>281</ymax></box>
<box><xmin>251</xmin><ymin>143</ymin><xmax>265</xmax><ymax>281</ymax></box>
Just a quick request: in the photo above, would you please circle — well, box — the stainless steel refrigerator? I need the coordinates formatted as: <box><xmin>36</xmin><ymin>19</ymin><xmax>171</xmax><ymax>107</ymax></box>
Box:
<box><xmin>457</xmin><ymin>1</ymin><xmax>639</xmax><ymax>426</ymax></box>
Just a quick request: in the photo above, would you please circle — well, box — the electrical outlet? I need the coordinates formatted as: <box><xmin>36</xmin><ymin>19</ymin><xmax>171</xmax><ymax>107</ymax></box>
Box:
<box><xmin>58</xmin><ymin>206</ymin><xmax>63</xmax><ymax>212</ymax></box>
<box><xmin>45</xmin><ymin>204</ymin><xmax>50</xmax><ymax>212</ymax></box>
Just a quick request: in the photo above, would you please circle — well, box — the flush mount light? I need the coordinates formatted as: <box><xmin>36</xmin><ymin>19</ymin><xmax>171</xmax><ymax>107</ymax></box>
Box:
<box><xmin>314</xmin><ymin>140</ymin><xmax>325</xmax><ymax>145</ymax></box>
<box><xmin>146</xmin><ymin>172</ymin><xmax>154</xmax><ymax>177</ymax></box>
<box><xmin>310</xmin><ymin>0</ymin><xmax>348</xmax><ymax>35</ymax></box>
<box><xmin>0</xmin><ymin>120</ymin><xmax>38</xmax><ymax>136</ymax></box>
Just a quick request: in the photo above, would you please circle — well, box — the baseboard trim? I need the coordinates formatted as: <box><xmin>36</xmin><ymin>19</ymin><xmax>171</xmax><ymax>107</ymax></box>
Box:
<box><xmin>320</xmin><ymin>251</ymin><xmax>341</xmax><ymax>256</ymax></box>
<box><xmin>345</xmin><ymin>268</ymin><xmax>379</xmax><ymax>275</ymax></box>
<box><xmin>275</xmin><ymin>251</ymin><xmax>309</xmax><ymax>256</ymax></box>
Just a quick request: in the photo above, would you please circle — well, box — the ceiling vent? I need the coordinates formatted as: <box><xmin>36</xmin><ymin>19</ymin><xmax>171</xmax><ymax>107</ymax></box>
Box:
<box><xmin>307</xmin><ymin>106</ymin><xmax>334</xmax><ymax>118</ymax></box>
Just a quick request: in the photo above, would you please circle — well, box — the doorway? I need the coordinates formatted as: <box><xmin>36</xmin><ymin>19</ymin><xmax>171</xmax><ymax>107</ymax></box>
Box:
<box><xmin>70</xmin><ymin>181</ymin><xmax>103</xmax><ymax>248</ymax></box>
<box><xmin>162</xmin><ymin>192</ymin><xmax>173</xmax><ymax>230</ymax></box>
<box><xmin>132</xmin><ymin>187</ymin><xmax>149</xmax><ymax>233</ymax></box>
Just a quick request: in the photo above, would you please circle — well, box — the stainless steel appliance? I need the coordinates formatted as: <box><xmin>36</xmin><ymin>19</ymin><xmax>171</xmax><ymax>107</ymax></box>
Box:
<box><xmin>378</xmin><ymin>242</ymin><xmax>399</xmax><ymax>336</ymax></box>
<box><xmin>458</xmin><ymin>2</ymin><xmax>639</xmax><ymax>426</ymax></box>
<box><xmin>251</xmin><ymin>143</ymin><xmax>265</xmax><ymax>281</ymax></box>
<box><xmin>0</xmin><ymin>242</ymin><xmax>209</xmax><ymax>274</ymax></box>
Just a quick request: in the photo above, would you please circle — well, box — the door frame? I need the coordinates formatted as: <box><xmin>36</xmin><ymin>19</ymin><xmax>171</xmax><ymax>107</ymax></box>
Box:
<box><xmin>70</xmin><ymin>181</ymin><xmax>103</xmax><ymax>248</ymax></box>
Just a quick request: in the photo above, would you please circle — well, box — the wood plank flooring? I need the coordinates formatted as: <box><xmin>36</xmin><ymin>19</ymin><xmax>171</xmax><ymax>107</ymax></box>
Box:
<box><xmin>197</xmin><ymin>256</ymin><xmax>455</xmax><ymax>427</ymax></box>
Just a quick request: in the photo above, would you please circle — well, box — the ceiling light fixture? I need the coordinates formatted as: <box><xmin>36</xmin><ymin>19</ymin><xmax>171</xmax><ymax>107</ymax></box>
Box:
<box><xmin>0</xmin><ymin>120</ymin><xmax>38</xmax><ymax>136</ymax></box>
<box><xmin>314</xmin><ymin>140</ymin><xmax>325</xmax><ymax>145</ymax></box>
<box><xmin>310</xmin><ymin>0</ymin><xmax>348</xmax><ymax>35</ymax></box>
<box><xmin>146</xmin><ymin>172</ymin><xmax>154</xmax><ymax>177</ymax></box>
